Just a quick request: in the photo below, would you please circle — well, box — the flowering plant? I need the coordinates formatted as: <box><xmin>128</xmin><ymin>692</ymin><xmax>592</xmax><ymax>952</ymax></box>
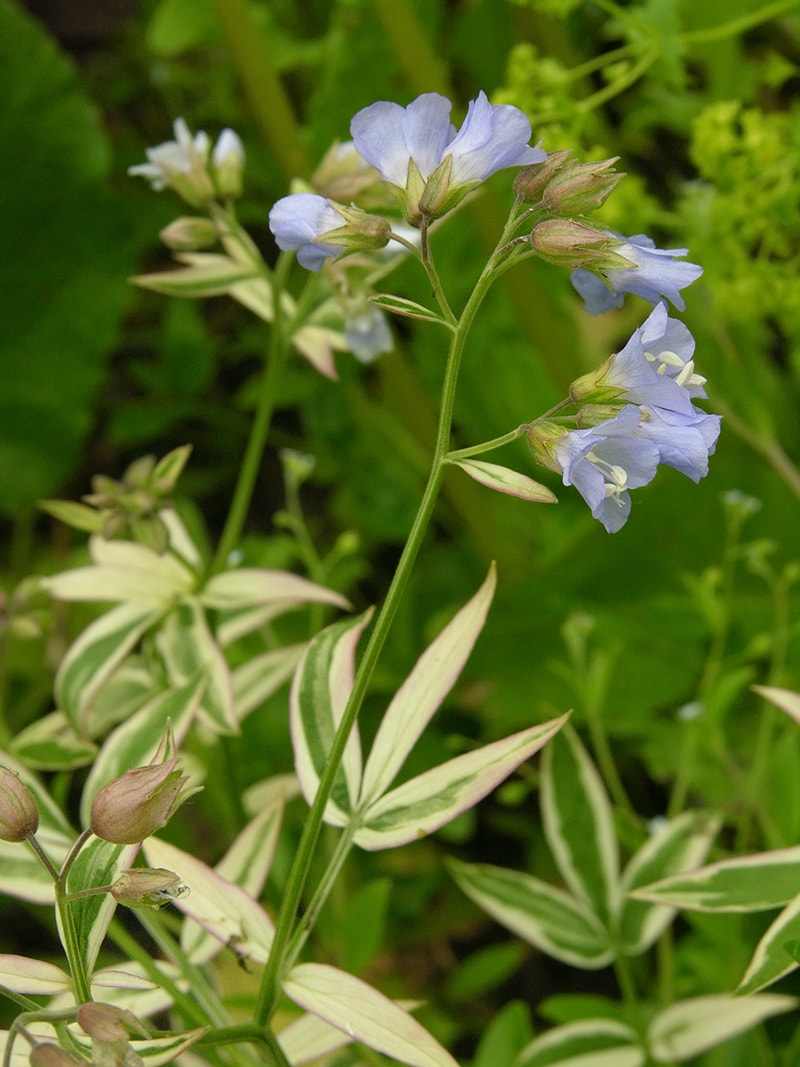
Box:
<box><xmin>6</xmin><ymin>9</ymin><xmax>800</xmax><ymax>1054</ymax></box>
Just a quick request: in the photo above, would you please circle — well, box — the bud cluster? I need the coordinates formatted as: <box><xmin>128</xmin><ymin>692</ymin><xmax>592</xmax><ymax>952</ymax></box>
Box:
<box><xmin>79</xmin><ymin>446</ymin><xmax>192</xmax><ymax>552</ymax></box>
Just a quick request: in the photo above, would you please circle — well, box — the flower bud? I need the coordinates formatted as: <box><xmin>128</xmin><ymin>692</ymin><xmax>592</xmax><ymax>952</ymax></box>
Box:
<box><xmin>77</xmin><ymin>1003</ymin><xmax>147</xmax><ymax>1044</ymax></box>
<box><xmin>541</xmin><ymin>157</ymin><xmax>624</xmax><ymax>216</ymax></box>
<box><xmin>29</xmin><ymin>1044</ymin><xmax>84</xmax><ymax>1067</ymax></box>
<box><xmin>530</xmin><ymin>220</ymin><xmax>631</xmax><ymax>271</ymax></box>
<box><xmin>212</xmin><ymin>128</ymin><xmax>245</xmax><ymax>199</ymax></box>
<box><xmin>89</xmin><ymin>758</ymin><xmax>195</xmax><ymax>845</ymax></box>
<box><xmin>159</xmin><ymin>216</ymin><xmax>218</xmax><ymax>251</ymax></box>
<box><xmin>512</xmin><ymin>149</ymin><xmax>574</xmax><ymax>203</ymax></box>
<box><xmin>110</xmin><ymin>868</ymin><xmax>188</xmax><ymax>909</ymax></box>
<box><xmin>0</xmin><ymin>766</ymin><xmax>39</xmax><ymax>842</ymax></box>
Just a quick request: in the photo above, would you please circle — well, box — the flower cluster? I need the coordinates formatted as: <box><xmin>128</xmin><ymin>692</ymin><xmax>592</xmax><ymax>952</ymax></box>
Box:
<box><xmin>129</xmin><ymin>118</ymin><xmax>244</xmax><ymax>205</ymax></box>
<box><xmin>529</xmin><ymin>304</ymin><xmax>720</xmax><ymax>532</ymax></box>
<box><xmin>268</xmin><ymin>90</ymin><xmax>544</xmax><ymax>268</ymax></box>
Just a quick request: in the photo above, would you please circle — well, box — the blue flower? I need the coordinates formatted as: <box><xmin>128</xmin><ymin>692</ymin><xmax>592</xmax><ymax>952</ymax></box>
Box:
<box><xmin>350</xmin><ymin>91</ymin><xmax>545</xmax><ymax>219</ymax></box>
<box><xmin>345</xmin><ymin>307</ymin><xmax>393</xmax><ymax>363</ymax></box>
<box><xmin>571</xmin><ymin>304</ymin><xmax>700</xmax><ymax>415</ymax></box>
<box><xmin>635</xmin><ymin>405</ymin><xmax>721</xmax><ymax>482</ymax></box>
<box><xmin>570</xmin><ymin>233</ymin><xmax>703</xmax><ymax>314</ymax></box>
<box><xmin>552</xmin><ymin>407</ymin><xmax>660</xmax><ymax>533</ymax></box>
<box><xmin>268</xmin><ymin>193</ymin><xmax>349</xmax><ymax>271</ymax></box>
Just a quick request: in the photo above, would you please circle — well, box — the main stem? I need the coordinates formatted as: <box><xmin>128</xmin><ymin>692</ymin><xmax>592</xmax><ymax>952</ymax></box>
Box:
<box><xmin>253</xmin><ymin>236</ymin><xmax>505</xmax><ymax>1029</ymax></box>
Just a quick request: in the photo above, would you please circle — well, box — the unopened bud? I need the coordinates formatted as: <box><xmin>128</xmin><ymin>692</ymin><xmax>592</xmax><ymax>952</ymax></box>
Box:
<box><xmin>0</xmin><ymin>766</ymin><xmax>39</xmax><ymax>842</ymax></box>
<box><xmin>160</xmin><ymin>216</ymin><xmax>218</xmax><ymax>251</ymax></box>
<box><xmin>530</xmin><ymin>220</ymin><xmax>631</xmax><ymax>271</ymax></box>
<box><xmin>110</xmin><ymin>868</ymin><xmax>188</xmax><ymax>909</ymax></box>
<box><xmin>29</xmin><ymin>1044</ymin><xmax>84</xmax><ymax>1067</ymax></box>
<box><xmin>212</xmin><ymin>129</ymin><xmax>245</xmax><ymax>199</ymax></box>
<box><xmin>77</xmin><ymin>1003</ymin><xmax>147</xmax><ymax>1043</ymax></box>
<box><xmin>513</xmin><ymin>150</ymin><xmax>574</xmax><ymax>203</ymax></box>
<box><xmin>90</xmin><ymin>758</ymin><xmax>196</xmax><ymax>845</ymax></box>
<box><xmin>542</xmin><ymin>157</ymin><xmax>624</xmax><ymax>216</ymax></box>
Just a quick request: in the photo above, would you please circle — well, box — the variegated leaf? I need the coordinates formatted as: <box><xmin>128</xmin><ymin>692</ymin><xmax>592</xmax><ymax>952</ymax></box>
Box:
<box><xmin>283</xmin><ymin>963</ymin><xmax>459</xmax><ymax>1067</ymax></box>
<box><xmin>753</xmin><ymin>685</ymin><xmax>800</xmax><ymax>727</ymax></box>
<box><xmin>630</xmin><ymin>846</ymin><xmax>800</xmax><ymax>912</ymax></box>
<box><xmin>59</xmin><ymin>835</ymin><xmax>139</xmax><ymax>975</ymax></box>
<box><xmin>79</xmin><ymin>674</ymin><xmax>207</xmax><ymax>825</ymax></box>
<box><xmin>370</xmin><ymin>293</ymin><xmax>449</xmax><ymax>326</ymax></box>
<box><xmin>647</xmin><ymin>994</ymin><xmax>796</xmax><ymax>1062</ymax></box>
<box><xmin>360</xmin><ymin>566</ymin><xmax>496</xmax><ymax>808</ymax></box>
<box><xmin>355</xmin><ymin>717</ymin><xmax>567</xmax><ymax>851</ymax></box>
<box><xmin>131</xmin><ymin>252</ymin><xmax>254</xmax><ymax>296</ymax></box>
<box><xmin>200</xmin><ymin>568</ymin><xmax>349</xmax><ymax>612</ymax></box>
<box><xmin>278</xmin><ymin>1012</ymin><xmax>352</xmax><ymax>1065</ymax></box>
<box><xmin>156</xmin><ymin>599</ymin><xmax>237</xmax><ymax>734</ymax></box>
<box><xmin>290</xmin><ymin>613</ymin><xmax>370</xmax><ymax>826</ymax></box>
<box><xmin>55</xmin><ymin>603</ymin><xmax>161</xmax><ymax>734</ymax></box>
<box><xmin>233</xmin><ymin>644</ymin><xmax>306</xmax><ymax>722</ymax></box>
<box><xmin>10</xmin><ymin>710</ymin><xmax>97</xmax><ymax>770</ymax></box>
<box><xmin>0</xmin><ymin>955</ymin><xmax>69</xmax><ymax>995</ymax></box>
<box><xmin>180</xmin><ymin>793</ymin><xmax>285</xmax><ymax>963</ymax></box>
<box><xmin>450</xmin><ymin>860</ymin><xmax>615</xmax><ymax>970</ymax></box>
<box><xmin>514</xmin><ymin>1019</ymin><xmax>643</xmax><ymax>1067</ymax></box>
<box><xmin>453</xmin><ymin>460</ymin><xmax>558</xmax><ymax>503</ymax></box>
<box><xmin>541</xmin><ymin>725</ymin><xmax>619</xmax><ymax>929</ymax></box>
<box><xmin>619</xmin><ymin>811</ymin><xmax>721</xmax><ymax>955</ymax></box>
<box><xmin>143</xmin><ymin>837</ymin><xmax>274</xmax><ymax>964</ymax></box>
<box><xmin>737</xmin><ymin>895</ymin><xmax>800</xmax><ymax>994</ymax></box>
<box><xmin>71</xmin><ymin>1024</ymin><xmax>208</xmax><ymax>1065</ymax></box>
<box><xmin>46</xmin><ymin>537</ymin><xmax>195</xmax><ymax>606</ymax></box>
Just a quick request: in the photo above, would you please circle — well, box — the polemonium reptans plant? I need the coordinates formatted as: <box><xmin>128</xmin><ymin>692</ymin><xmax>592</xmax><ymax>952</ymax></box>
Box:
<box><xmin>0</xmin><ymin>89</ymin><xmax>750</xmax><ymax>1067</ymax></box>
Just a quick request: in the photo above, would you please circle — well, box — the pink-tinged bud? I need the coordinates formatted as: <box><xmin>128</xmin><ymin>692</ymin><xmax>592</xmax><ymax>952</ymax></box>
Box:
<box><xmin>29</xmin><ymin>1044</ymin><xmax>84</xmax><ymax>1067</ymax></box>
<box><xmin>89</xmin><ymin>758</ymin><xmax>195</xmax><ymax>845</ymax></box>
<box><xmin>530</xmin><ymin>219</ymin><xmax>631</xmax><ymax>271</ymax></box>
<box><xmin>542</xmin><ymin>157</ymin><xmax>624</xmax><ymax>216</ymax></box>
<box><xmin>512</xmin><ymin>149</ymin><xmax>574</xmax><ymax>203</ymax></box>
<box><xmin>110</xmin><ymin>868</ymin><xmax>188</xmax><ymax>909</ymax></box>
<box><xmin>0</xmin><ymin>766</ymin><xmax>39</xmax><ymax>842</ymax></box>
<box><xmin>77</xmin><ymin>1003</ymin><xmax>147</xmax><ymax>1044</ymax></box>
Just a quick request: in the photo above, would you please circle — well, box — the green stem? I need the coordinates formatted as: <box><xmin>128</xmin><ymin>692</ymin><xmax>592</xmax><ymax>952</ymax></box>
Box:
<box><xmin>446</xmin><ymin>425</ymin><xmax>528</xmax><ymax>462</ymax></box>
<box><xmin>252</xmin><ymin>216</ymin><xmax>512</xmax><ymax>1030</ymax></box>
<box><xmin>54</xmin><ymin>829</ymin><xmax>94</xmax><ymax>1004</ymax></box>
<box><xmin>679</xmin><ymin>0</ymin><xmax>800</xmax><ymax>44</ymax></box>
<box><xmin>211</xmin><ymin>254</ymin><xmax>292</xmax><ymax>574</ymax></box>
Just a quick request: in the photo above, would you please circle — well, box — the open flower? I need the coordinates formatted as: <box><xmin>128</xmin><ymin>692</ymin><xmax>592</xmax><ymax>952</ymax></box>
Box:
<box><xmin>635</xmin><ymin>405</ymin><xmax>721</xmax><ymax>482</ymax></box>
<box><xmin>350</xmin><ymin>91</ymin><xmax>545</xmax><ymax>221</ymax></box>
<box><xmin>570</xmin><ymin>303</ymin><xmax>701</xmax><ymax>414</ymax></box>
<box><xmin>129</xmin><ymin>119</ymin><xmax>244</xmax><ymax>205</ymax></box>
<box><xmin>570</xmin><ymin>233</ymin><xmax>703</xmax><ymax>314</ymax></box>
<box><xmin>551</xmin><ymin>407</ymin><xmax>660</xmax><ymax>533</ymax></box>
